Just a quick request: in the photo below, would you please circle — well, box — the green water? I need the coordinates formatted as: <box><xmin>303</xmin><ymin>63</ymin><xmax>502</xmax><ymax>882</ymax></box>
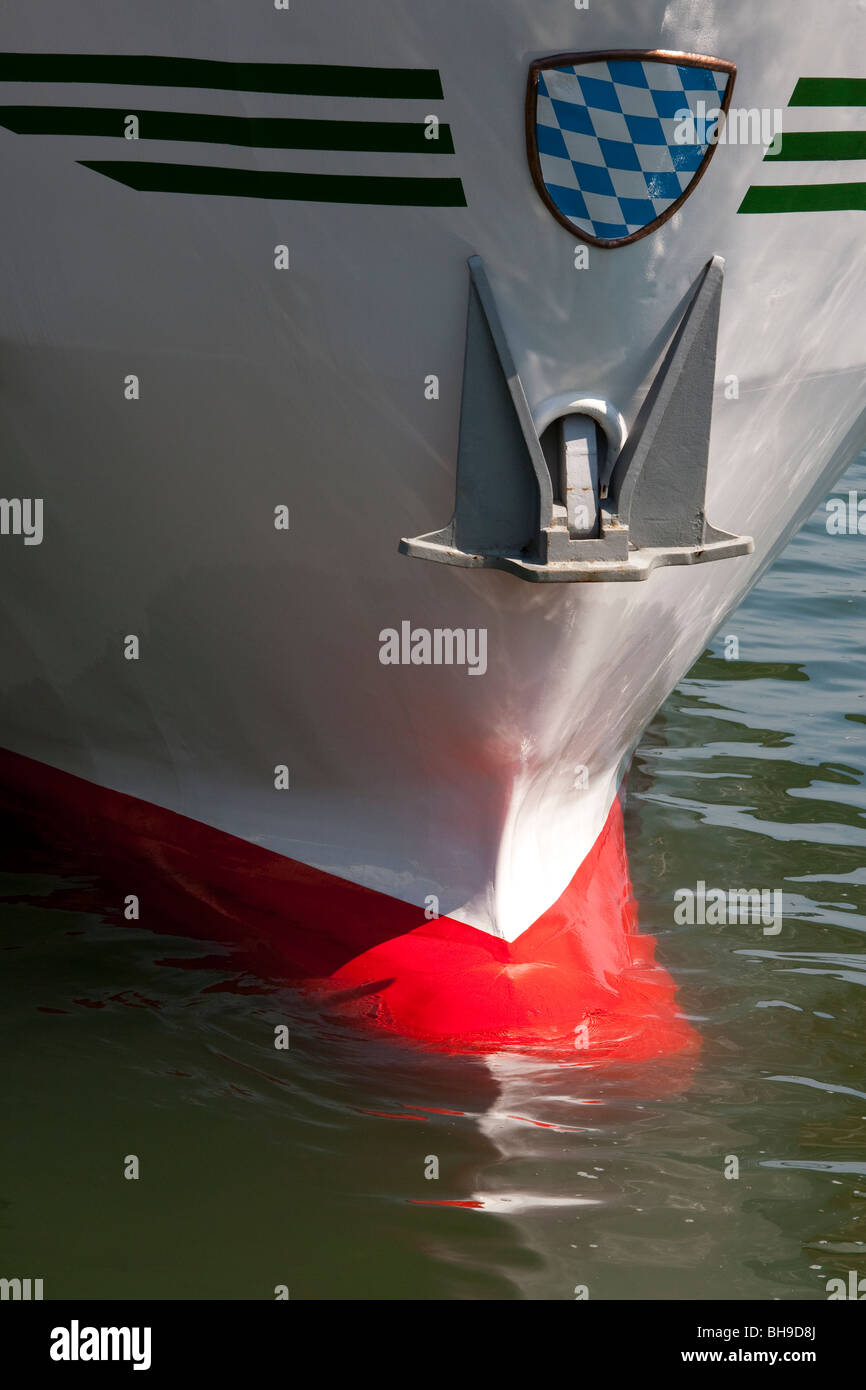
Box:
<box><xmin>2</xmin><ymin>461</ymin><xmax>864</xmax><ymax>1301</ymax></box>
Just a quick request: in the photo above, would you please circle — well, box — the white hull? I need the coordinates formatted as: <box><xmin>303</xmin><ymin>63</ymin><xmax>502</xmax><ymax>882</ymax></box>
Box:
<box><xmin>1</xmin><ymin>0</ymin><xmax>865</xmax><ymax>948</ymax></box>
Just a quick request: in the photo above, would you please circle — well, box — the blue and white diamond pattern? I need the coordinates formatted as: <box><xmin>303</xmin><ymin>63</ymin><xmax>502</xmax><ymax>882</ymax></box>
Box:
<box><xmin>535</xmin><ymin>58</ymin><xmax>730</xmax><ymax>242</ymax></box>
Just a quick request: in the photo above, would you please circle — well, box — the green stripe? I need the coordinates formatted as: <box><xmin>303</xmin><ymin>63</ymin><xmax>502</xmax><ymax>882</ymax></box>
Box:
<box><xmin>764</xmin><ymin>130</ymin><xmax>866</xmax><ymax>161</ymax></box>
<box><xmin>738</xmin><ymin>182</ymin><xmax>866</xmax><ymax>213</ymax></box>
<box><xmin>790</xmin><ymin>77</ymin><xmax>866</xmax><ymax>106</ymax></box>
<box><xmin>0</xmin><ymin>106</ymin><xmax>454</xmax><ymax>153</ymax></box>
<box><xmin>0</xmin><ymin>53</ymin><xmax>442</xmax><ymax>99</ymax></box>
<box><xmin>81</xmin><ymin>160</ymin><xmax>467</xmax><ymax>206</ymax></box>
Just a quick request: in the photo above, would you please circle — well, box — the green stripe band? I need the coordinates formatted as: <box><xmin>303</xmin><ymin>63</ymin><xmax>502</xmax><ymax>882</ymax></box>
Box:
<box><xmin>789</xmin><ymin>77</ymin><xmax>866</xmax><ymax>106</ymax></box>
<box><xmin>738</xmin><ymin>182</ymin><xmax>866</xmax><ymax>213</ymax></box>
<box><xmin>764</xmin><ymin>130</ymin><xmax>866</xmax><ymax>161</ymax></box>
<box><xmin>0</xmin><ymin>106</ymin><xmax>454</xmax><ymax>154</ymax></box>
<box><xmin>0</xmin><ymin>54</ymin><xmax>443</xmax><ymax>100</ymax></box>
<box><xmin>81</xmin><ymin>160</ymin><xmax>467</xmax><ymax>206</ymax></box>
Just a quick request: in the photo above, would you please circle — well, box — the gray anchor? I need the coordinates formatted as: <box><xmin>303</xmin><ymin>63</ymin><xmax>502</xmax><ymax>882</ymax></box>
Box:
<box><xmin>400</xmin><ymin>254</ymin><xmax>753</xmax><ymax>582</ymax></box>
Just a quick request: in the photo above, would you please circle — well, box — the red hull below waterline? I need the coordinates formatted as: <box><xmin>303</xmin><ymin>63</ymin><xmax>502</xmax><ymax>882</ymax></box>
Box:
<box><xmin>0</xmin><ymin>747</ymin><xmax>696</xmax><ymax>1061</ymax></box>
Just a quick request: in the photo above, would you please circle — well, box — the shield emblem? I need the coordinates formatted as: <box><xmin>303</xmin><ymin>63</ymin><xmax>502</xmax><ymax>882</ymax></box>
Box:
<box><xmin>526</xmin><ymin>49</ymin><xmax>736</xmax><ymax>247</ymax></box>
